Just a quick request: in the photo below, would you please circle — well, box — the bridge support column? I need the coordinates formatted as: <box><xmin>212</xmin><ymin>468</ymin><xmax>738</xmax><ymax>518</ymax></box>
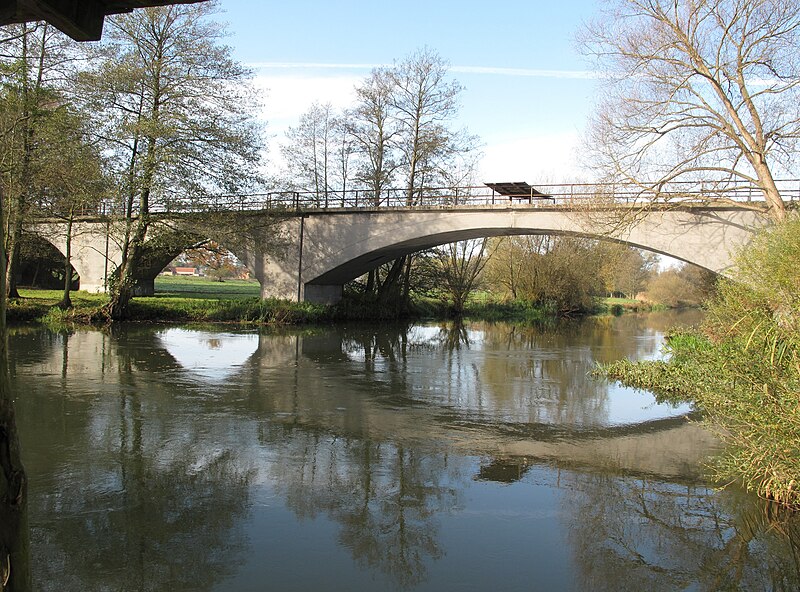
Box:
<box><xmin>242</xmin><ymin>219</ymin><xmax>345</xmax><ymax>305</ymax></box>
<box><xmin>237</xmin><ymin>218</ymin><xmax>304</xmax><ymax>302</ymax></box>
<box><xmin>34</xmin><ymin>221</ymin><xmax>121</xmax><ymax>293</ymax></box>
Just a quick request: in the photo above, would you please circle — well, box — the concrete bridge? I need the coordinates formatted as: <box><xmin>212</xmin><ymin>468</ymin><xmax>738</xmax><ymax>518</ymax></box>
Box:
<box><xmin>29</xmin><ymin>182</ymin><xmax>782</xmax><ymax>303</ymax></box>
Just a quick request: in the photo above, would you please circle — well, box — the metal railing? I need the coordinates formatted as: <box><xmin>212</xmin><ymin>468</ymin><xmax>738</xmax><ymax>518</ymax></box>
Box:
<box><xmin>88</xmin><ymin>179</ymin><xmax>800</xmax><ymax>216</ymax></box>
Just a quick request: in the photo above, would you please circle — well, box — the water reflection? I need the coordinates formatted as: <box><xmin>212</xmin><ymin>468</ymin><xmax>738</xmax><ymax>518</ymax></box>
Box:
<box><xmin>564</xmin><ymin>473</ymin><xmax>800</xmax><ymax>591</ymax></box>
<box><xmin>158</xmin><ymin>328</ymin><xmax>259</xmax><ymax>381</ymax></box>
<box><xmin>7</xmin><ymin>314</ymin><xmax>799</xmax><ymax>591</ymax></box>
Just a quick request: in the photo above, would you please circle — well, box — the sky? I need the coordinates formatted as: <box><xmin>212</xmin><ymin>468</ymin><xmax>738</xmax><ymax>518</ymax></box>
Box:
<box><xmin>216</xmin><ymin>0</ymin><xmax>603</xmax><ymax>184</ymax></box>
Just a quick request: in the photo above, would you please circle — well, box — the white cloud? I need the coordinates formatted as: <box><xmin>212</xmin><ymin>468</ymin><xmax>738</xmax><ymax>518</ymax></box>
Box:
<box><xmin>477</xmin><ymin>131</ymin><xmax>586</xmax><ymax>183</ymax></box>
<box><xmin>252</xmin><ymin>73</ymin><xmax>360</xmax><ymax>128</ymax></box>
<box><xmin>452</xmin><ymin>66</ymin><xmax>603</xmax><ymax>79</ymax></box>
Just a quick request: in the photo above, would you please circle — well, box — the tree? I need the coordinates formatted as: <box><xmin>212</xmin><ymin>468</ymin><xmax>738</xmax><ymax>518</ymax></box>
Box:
<box><xmin>485</xmin><ymin>236</ymin><xmax>606</xmax><ymax>314</ymax></box>
<box><xmin>0</xmin><ymin>22</ymin><xmax>75</xmax><ymax>298</ymax></box>
<box><xmin>644</xmin><ymin>263</ymin><xmax>717</xmax><ymax>307</ymax></box>
<box><xmin>386</xmin><ymin>48</ymin><xmax>476</xmax><ymax>301</ymax></box>
<box><xmin>282</xmin><ymin>102</ymin><xmax>332</xmax><ymax>203</ymax></box>
<box><xmin>32</xmin><ymin>105</ymin><xmax>106</xmax><ymax>308</ymax></box>
<box><xmin>581</xmin><ymin>0</ymin><xmax>800</xmax><ymax>221</ymax></box>
<box><xmin>350</xmin><ymin>68</ymin><xmax>400</xmax><ymax>206</ymax></box>
<box><xmin>421</xmin><ymin>239</ymin><xmax>493</xmax><ymax>313</ymax></box>
<box><xmin>596</xmin><ymin>243</ymin><xmax>658</xmax><ymax>298</ymax></box>
<box><xmin>174</xmin><ymin>241</ymin><xmax>246</xmax><ymax>281</ymax></box>
<box><xmin>390</xmin><ymin>47</ymin><xmax>465</xmax><ymax>205</ymax></box>
<box><xmin>80</xmin><ymin>2</ymin><xmax>264</xmax><ymax>319</ymax></box>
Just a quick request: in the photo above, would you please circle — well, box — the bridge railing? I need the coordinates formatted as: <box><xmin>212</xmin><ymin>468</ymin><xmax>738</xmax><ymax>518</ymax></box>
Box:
<box><xmin>92</xmin><ymin>179</ymin><xmax>800</xmax><ymax>216</ymax></box>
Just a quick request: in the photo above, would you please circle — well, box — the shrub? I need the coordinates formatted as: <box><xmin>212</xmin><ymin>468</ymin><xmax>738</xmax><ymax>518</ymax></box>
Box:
<box><xmin>600</xmin><ymin>217</ymin><xmax>800</xmax><ymax>507</ymax></box>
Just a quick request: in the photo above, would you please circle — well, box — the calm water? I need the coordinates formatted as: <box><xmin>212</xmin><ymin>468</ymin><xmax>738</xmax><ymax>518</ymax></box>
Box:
<box><xmin>9</xmin><ymin>311</ymin><xmax>800</xmax><ymax>591</ymax></box>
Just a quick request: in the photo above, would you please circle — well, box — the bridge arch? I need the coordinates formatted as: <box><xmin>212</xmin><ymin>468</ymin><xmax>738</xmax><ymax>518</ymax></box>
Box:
<box><xmin>289</xmin><ymin>207</ymin><xmax>768</xmax><ymax>303</ymax></box>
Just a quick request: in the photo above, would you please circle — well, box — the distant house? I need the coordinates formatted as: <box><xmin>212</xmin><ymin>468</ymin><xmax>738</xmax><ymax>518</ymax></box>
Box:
<box><xmin>173</xmin><ymin>267</ymin><xmax>200</xmax><ymax>276</ymax></box>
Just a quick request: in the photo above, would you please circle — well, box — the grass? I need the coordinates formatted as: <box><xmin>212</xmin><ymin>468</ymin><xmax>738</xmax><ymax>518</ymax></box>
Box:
<box><xmin>14</xmin><ymin>276</ymin><xmax>320</xmax><ymax>325</ymax></box>
<box><xmin>152</xmin><ymin>275</ymin><xmax>261</xmax><ymax>299</ymax></box>
<box><xmin>12</xmin><ymin>277</ymin><xmax>661</xmax><ymax>327</ymax></box>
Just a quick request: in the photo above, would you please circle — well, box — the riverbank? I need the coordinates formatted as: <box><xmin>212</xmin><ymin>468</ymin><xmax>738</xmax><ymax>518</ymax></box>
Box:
<box><xmin>8</xmin><ymin>282</ymin><xmax>663</xmax><ymax>327</ymax></box>
<box><xmin>599</xmin><ymin>218</ymin><xmax>800</xmax><ymax>508</ymax></box>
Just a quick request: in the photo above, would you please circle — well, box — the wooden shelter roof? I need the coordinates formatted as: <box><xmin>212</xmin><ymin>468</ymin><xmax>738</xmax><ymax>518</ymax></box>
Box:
<box><xmin>1</xmin><ymin>0</ymin><xmax>206</xmax><ymax>41</ymax></box>
<box><xmin>484</xmin><ymin>182</ymin><xmax>552</xmax><ymax>199</ymax></box>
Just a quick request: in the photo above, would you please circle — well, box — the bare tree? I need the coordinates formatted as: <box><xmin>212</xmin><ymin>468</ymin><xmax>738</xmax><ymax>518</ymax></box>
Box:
<box><xmin>282</xmin><ymin>102</ymin><xmax>337</xmax><ymax>204</ymax></box>
<box><xmin>428</xmin><ymin>239</ymin><xmax>493</xmax><ymax>313</ymax></box>
<box><xmin>350</xmin><ymin>68</ymin><xmax>399</xmax><ymax>206</ymax></box>
<box><xmin>390</xmin><ymin>47</ymin><xmax>462</xmax><ymax>205</ymax></box>
<box><xmin>580</xmin><ymin>0</ymin><xmax>800</xmax><ymax>221</ymax></box>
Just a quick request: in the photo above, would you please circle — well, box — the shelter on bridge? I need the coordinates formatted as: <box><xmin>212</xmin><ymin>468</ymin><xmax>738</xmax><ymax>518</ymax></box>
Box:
<box><xmin>485</xmin><ymin>182</ymin><xmax>554</xmax><ymax>204</ymax></box>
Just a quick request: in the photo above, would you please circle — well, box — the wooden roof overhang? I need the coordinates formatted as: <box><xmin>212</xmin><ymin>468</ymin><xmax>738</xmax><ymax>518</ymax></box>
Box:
<box><xmin>1</xmin><ymin>0</ymin><xmax>207</xmax><ymax>41</ymax></box>
<box><xmin>485</xmin><ymin>181</ymin><xmax>553</xmax><ymax>200</ymax></box>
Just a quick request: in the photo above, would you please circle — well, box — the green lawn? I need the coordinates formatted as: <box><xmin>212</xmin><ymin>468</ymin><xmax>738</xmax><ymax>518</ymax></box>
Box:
<box><xmin>153</xmin><ymin>275</ymin><xmax>261</xmax><ymax>299</ymax></box>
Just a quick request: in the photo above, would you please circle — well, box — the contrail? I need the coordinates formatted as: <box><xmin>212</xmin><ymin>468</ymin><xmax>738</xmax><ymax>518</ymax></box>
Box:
<box><xmin>249</xmin><ymin>62</ymin><xmax>603</xmax><ymax>79</ymax></box>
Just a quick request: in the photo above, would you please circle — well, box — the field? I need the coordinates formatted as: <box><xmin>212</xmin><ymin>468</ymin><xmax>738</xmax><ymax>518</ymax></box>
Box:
<box><xmin>153</xmin><ymin>275</ymin><xmax>261</xmax><ymax>299</ymax></box>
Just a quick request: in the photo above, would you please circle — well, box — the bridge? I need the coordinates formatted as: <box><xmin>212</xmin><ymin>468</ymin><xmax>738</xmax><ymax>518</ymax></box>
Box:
<box><xmin>30</xmin><ymin>180</ymin><xmax>796</xmax><ymax>303</ymax></box>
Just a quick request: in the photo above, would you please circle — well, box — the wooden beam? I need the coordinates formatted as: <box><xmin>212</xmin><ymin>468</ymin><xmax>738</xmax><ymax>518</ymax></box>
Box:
<box><xmin>0</xmin><ymin>0</ymin><xmax>207</xmax><ymax>41</ymax></box>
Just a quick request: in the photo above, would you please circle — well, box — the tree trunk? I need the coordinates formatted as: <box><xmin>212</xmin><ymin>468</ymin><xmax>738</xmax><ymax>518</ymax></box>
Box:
<box><xmin>377</xmin><ymin>256</ymin><xmax>406</xmax><ymax>301</ymax></box>
<box><xmin>4</xmin><ymin>227</ymin><xmax>20</xmax><ymax>300</ymax></box>
<box><xmin>0</xmin><ymin>187</ymin><xmax>31</xmax><ymax>592</ymax></box>
<box><xmin>401</xmin><ymin>255</ymin><xmax>413</xmax><ymax>304</ymax></box>
<box><xmin>754</xmin><ymin>161</ymin><xmax>787</xmax><ymax>222</ymax></box>
<box><xmin>365</xmin><ymin>269</ymin><xmax>376</xmax><ymax>295</ymax></box>
<box><xmin>57</xmin><ymin>213</ymin><xmax>74</xmax><ymax>309</ymax></box>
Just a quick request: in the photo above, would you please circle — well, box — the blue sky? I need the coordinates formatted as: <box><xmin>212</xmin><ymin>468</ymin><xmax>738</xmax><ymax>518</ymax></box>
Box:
<box><xmin>218</xmin><ymin>0</ymin><xmax>602</xmax><ymax>182</ymax></box>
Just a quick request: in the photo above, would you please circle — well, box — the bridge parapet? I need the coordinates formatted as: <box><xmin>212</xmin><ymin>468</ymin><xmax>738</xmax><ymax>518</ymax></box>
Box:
<box><xmin>78</xmin><ymin>179</ymin><xmax>798</xmax><ymax>215</ymax></box>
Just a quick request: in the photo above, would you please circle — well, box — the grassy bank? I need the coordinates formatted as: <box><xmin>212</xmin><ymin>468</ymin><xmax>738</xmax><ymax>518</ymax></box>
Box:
<box><xmin>599</xmin><ymin>219</ymin><xmax>800</xmax><ymax>508</ymax></box>
<box><xmin>10</xmin><ymin>278</ymin><xmax>663</xmax><ymax>326</ymax></box>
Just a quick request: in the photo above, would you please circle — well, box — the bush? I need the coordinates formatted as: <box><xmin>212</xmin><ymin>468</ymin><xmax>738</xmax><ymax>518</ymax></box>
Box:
<box><xmin>600</xmin><ymin>217</ymin><xmax>800</xmax><ymax>507</ymax></box>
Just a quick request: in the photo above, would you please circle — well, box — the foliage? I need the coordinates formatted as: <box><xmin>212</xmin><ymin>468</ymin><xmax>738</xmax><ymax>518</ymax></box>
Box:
<box><xmin>170</xmin><ymin>242</ymin><xmax>247</xmax><ymax>282</ymax></box>
<box><xmin>0</xmin><ymin>21</ymin><xmax>96</xmax><ymax>302</ymax></box>
<box><xmin>595</xmin><ymin>243</ymin><xmax>658</xmax><ymax>298</ymax></box>
<box><xmin>483</xmin><ymin>236</ymin><xmax>609</xmax><ymax>315</ymax></box>
<box><xmin>79</xmin><ymin>2</ymin><xmax>265</xmax><ymax>319</ymax></box>
<box><xmin>644</xmin><ymin>264</ymin><xmax>717</xmax><ymax>308</ymax></box>
<box><xmin>601</xmin><ymin>218</ymin><xmax>800</xmax><ymax>506</ymax></box>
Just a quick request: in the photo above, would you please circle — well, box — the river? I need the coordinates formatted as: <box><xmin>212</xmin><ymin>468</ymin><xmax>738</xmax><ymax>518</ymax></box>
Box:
<box><xmin>9</xmin><ymin>310</ymin><xmax>800</xmax><ymax>591</ymax></box>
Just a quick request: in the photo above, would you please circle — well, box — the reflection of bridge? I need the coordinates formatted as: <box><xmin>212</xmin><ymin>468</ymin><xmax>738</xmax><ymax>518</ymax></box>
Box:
<box><xmin>31</xmin><ymin>181</ymin><xmax>792</xmax><ymax>303</ymax></box>
<box><xmin>15</xmin><ymin>325</ymin><xmax>716</xmax><ymax>482</ymax></box>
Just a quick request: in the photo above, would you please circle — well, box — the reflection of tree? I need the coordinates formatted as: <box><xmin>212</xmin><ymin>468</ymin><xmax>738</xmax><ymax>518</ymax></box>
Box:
<box><xmin>10</xmin><ymin>331</ymin><xmax>255</xmax><ymax>591</ymax></box>
<box><xmin>262</xmin><ymin>423</ymin><xmax>463</xmax><ymax>588</ymax></box>
<box><xmin>563</xmin><ymin>470</ymin><xmax>800</xmax><ymax>591</ymax></box>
